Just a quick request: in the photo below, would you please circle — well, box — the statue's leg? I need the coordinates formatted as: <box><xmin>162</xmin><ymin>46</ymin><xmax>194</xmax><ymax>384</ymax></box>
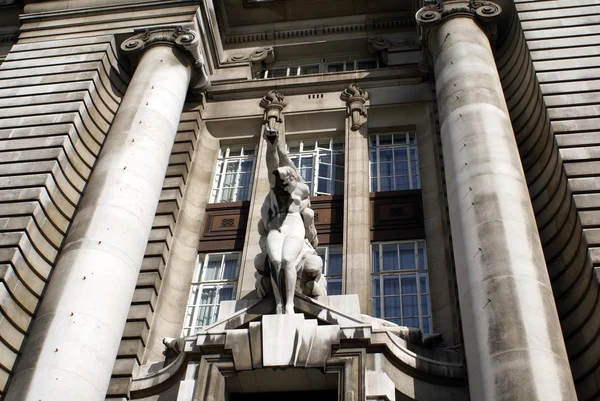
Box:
<box><xmin>281</xmin><ymin>234</ymin><xmax>304</xmax><ymax>314</ymax></box>
<box><xmin>266</xmin><ymin>230</ymin><xmax>285</xmax><ymax>314</ymax></box>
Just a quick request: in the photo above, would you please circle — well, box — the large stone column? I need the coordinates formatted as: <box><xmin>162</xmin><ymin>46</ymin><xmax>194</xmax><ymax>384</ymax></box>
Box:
<box><xmin>340</xmin><ymin>84</ymin><xmax>371</xmax><ymax>314</ymax></box>
<box><xmin>5</xmin><ymin>27</ymin><xmax>207</xmax><ymax>401</ymax></box>
<box><xmin>416</xmin><ymin>2</ymin><xmax>577</xmax><ymax>400</ymax></box>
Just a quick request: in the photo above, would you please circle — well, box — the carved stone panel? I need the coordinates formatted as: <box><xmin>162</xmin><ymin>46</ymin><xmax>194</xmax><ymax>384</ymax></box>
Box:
<box><xmin>199</xmin><ymin>201</ymin><xmax>250</xmax><ymax>252</ymax></box>
<box><xmin>310</xmin><ymin>195</ymin><xmax>343</xmax><ymax>245</ymax></box>
<box><xmin>370</xmin><ymin>190</ymin><xmax>424</xmax><ymax>241</ymax></box>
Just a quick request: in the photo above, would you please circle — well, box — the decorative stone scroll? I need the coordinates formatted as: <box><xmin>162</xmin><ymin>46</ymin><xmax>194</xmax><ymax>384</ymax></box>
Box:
<box><xmin>340</xmin><ymin>83</ymin><xmax>369</xmax><ymax>131</ymax></box>
<box><xmin>227</xmin><ymin>46</ymin><xmax>275</xmax><ymax>64</ymax></box>
<box><xmin>416</xmin><ymin>0</ymin><xmax>502</xmax><ymax>72</ymax></box>
<box><xmin>121</xmin><ymin>25</ymin><xmax>210</xmax><ymax>89</ymax></box>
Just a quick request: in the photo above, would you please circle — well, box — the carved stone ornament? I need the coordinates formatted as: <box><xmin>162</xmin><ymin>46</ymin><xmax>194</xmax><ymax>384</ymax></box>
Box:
<box><xmin>259</xmin><ymin>90</ymin><xmax>287</xmax><ymax>129</ymax></box>
<box><xmin>121</xmin><ymin>25</ymin><xmax>209</xmax><ymax>89</ymax></box>
<box><xmin>227</xmin><ymin>47</ymin><xmax>275</xmax><ymax>64</ymax></box>
<box><xmin>416</xmin><ymin>0</ymin><xmax>502</xmax><ymax>72</ymax></box>
<box><xmin>254</xmin><ymin>112</ymin><xmax>326</xmax><ymax>313</ymax></box>
<box><xmin>340</xmin><ymin>83</ymin><xmax>369</xmax><ymax>131</ymax></box>
<box><xmin>367</xmin><ymin>37</ymin><xmax>419</xmax><ymax>53</ymax></box>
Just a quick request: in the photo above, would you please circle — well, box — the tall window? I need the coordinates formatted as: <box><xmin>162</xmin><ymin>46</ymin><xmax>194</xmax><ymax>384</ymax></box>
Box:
<box><xmin>182</xmin><ymin>252</ymin><xmax>240</xmax><ymax>336</ymax></box>
<box><xmin>371</xmin><ymin>241</ymin><xmax>431</xmax><ymax>334</ymax></box>
<box><xmin>210</xmin><ymin>144</ymin><xmax>257</xmax><ymax>203</ymax></box>
<box><xmin>287</xmin><ymin>138</ymin><xmax>344</xmax><ymax>196</ymax></box>
<box><xmin>369</xmin><ymin>132</ymin><xmax>420</xmax><ymax>192</ymax></box>
<box><xmin>316</xmin><ymin>245</ymin><xmax>343</xmax><ymax>295</ymax></box>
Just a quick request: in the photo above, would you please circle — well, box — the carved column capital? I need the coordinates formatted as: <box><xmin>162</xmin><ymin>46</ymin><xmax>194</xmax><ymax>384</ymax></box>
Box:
<box><xmin>416</xmin><ymin>0</ymin><xmax>502</xmax><ymax>71</ymax></box>
<box><xmin>121</xmin><ymin>25</ymin><xmax>209</xmax><ymax>89</ymax></box>
<box><xmin>340</xmin><ymin>84</ymin><xmax>369</xmax><ymax>131</ymax></box>
<box><xmin>259</xmin><ymin>90</ymin><xmax>287</xmax><ymax>129</ymax></box>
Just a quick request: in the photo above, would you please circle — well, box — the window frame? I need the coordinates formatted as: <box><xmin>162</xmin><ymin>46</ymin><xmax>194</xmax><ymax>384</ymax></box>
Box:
<box><xmin>286</xmin><ymin>137</ymin><xmax>345</xmax><ymax>196</ymax></box>
<box><xmin>182</xmin><ymin>252</ymin><xmax>241</xmax><ymax>336</ymax></box>
<box><xmin>316</xmin><ymin>245</ymin><xmax>343</xmax><ymax>296</ymax></box>
<box><xmin>255</xmin><ymin>58</ymin><xmax>386</xmax><ymax>80</ymax></box>
<box><xmin>369</xmin><ymin>132</ymin><xmax>420</xmax><ymax>192</ymax></box>
<box><xmin>371</xmin><ymin>240</ymin><xmax>431</xmax><ymax>334</ymax></box>
<box><xmin>210</xmin><ymin>144</ymin><xmax>257</xmax><ymax>203</ymax></box>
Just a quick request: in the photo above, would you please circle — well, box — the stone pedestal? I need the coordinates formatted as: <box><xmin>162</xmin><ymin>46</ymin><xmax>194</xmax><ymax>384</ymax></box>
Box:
<box><xmin>4</xmin><ymin>27</ymin><xmax>206</xmax><ymax>401</ymax></box>
<box><xmin>417</xmin><ymin>2</ymin><xmax>577</xmax><ymax>400</ymax></box>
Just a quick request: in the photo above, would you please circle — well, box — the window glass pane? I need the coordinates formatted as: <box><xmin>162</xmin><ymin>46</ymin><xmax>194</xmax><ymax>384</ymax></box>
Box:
<box><xmin>372</xmin><ymin>247</ymin><xmax>380</xmax><ymax>273</ymax></box>
<box><xmin>402</xmin><ymin>317</ymin><xmax>419</xmax><ymax>329</ymax></box>
<box><xmin>371</xmin><ymin>178</ymin><xmax>377</xmax><ymax>192</ymax></box>
<box><xmin>423</xmin><ymin>317</ymin><xmax>432</xmax><ymax>335</ymax></box>
<box><xmin>420</xmin><ymin>273</ymin><xmax>429</xmax><ymax>293</ymax></box>
<box><xmin>303</xmin><ymin>141</ymin><xmax>316</xmax><ymax>151</ymax></box>
<box><xmin>418</xmin><ymin>246</ymin><xmax>426</xmax><ymax>270</ymax></box>
<box><xmin>372</xmin><ymin>297</ymin><xmax>381</xmax><ymax>318</ymax></box>
<box><xmin>328</xmin><ymin>253</ymin><xmax>343</xmax><ymax>276</ymax></box>
<box><xmin>421</xmin><ymin>295</ymin><xmax>430</xmax><ymax>316</ymax></box>
<box><xmin>380</xmin><ymin>177</ymin><xmax>393</xmax><ymax>191</ymax></box>
<box><xmin>328</xmin><ymin>281</ymin><xmax>342</xmax><ymax>295</ymax></box>
<box><xmin>200</xmin><ymin>287</ymin><xmax>217</xmax><ymax>305</ymax></box>
<box><xmin>300</xmin><ymin>157</ymin><xmax>313</xmax><ymax>168</ymax></box>
<box><xmin>384</xmin><ymin>296</ymin><xmax>400</xmax><ymax>318</ymax></box>
<box><xmin>327</xmin><ymin>63</ymin><xmax>344</xmax><ymax>72</ymax></box>
<box><xmin>380</xmin><ymin>149</ymin><xmax>393</xmax><ymax>162</ymax></box>
<box><xmin>185</xmin><ymin>305</ymin><xmax>195</xmax><ymax>327</ymax></box>
<box><xmin>402</xmin><ymin>295</ymin><xmax>418</xmax><ymax>317</ymax></box>
<box><xmin>317</xmin><ymin>179</ymin><xmax>329</xmax><ymax>194</ymax></box>
<box><xmin>399</xmin><ymin>245</ymin><xmax>415</xmax><ymax>270</ymax></box>
<box><xmin>382</xmin><ymin>244</ymin><xmax>398</xmax><ymax>271</ymax></box>
<box><xmin>272</xmin><ymin>68</ymin><xmax>288</xmax><ymax>77</ymax></box>
<box><xmin>383</xmin><ymin>277</ymin><xmax>399</xmax><ymax>295</ymax></box>
<box><xmin>395</xmin><ymin>176</ymin><xmax>410</xmax><ymax>190</ymax></box>
<box><xmin>219</xmin><ymin>286</ymin><xmax>235</xmax><ymax>301</ymax></box>
<box><xmin>203</xmin><ymin>258</ymin><xmax>220</xmax><ymax>281</ymax></box>
<box><xmin>401</xmin><ymin>274</ymin><xmax>417</xmax><ymax>294</ymax></box>
<box><xmin>319</xmin><ymin>163</ymin><xmax>331</xmax><ymax>178</ymax></box>
<box><xmin>196</xmin><ymin>306</ymin><xmax>213</xmax><ymax>327</ymax></box>
<box><xmin>372</xmin><ymin>276</ymin><xmax>380</xmax><ymax>296</ymax></box>
<box><xmin>222</xmin><ymin>257</ymin><xmax>238</xmax><ymax>280</ymax></box>
<box><xmin>380</xmin><ymin>163</ymin><xmax>393</xmax><ymax>177</ymax></box>
<box><xmin>300</xmin><ymin>65</ymin><xmax>320</xmax><ymax>75</ymax></box>
<box><xmin>379</xmin><ymin>135</ymin><xmax>393</xmax><ymax>146</ymax></box>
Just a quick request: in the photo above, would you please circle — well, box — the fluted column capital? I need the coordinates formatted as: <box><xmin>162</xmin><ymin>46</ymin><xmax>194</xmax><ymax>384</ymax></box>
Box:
<box><xmin>121</xmin><ymin>25</ymin><xmax>209</xmax><ymax>89</ymax></box>
<box><xmin>416</xmin><ymin>0</ymin><xmax>501</xmax><ymax>71</ymax></box>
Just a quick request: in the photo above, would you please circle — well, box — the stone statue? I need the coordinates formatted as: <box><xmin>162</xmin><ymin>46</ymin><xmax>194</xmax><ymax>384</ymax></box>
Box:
<box><xmin>254</xmin><ymin>97</ymin><xmax>327</xmax><ymax>314</ymax></box>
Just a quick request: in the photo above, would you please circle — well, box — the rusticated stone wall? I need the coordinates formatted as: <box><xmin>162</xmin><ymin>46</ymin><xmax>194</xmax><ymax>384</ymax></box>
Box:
<box><xmin>497</xmin><ymin>2</ymin><xmax>600</xmax><ymax>399</ymax></box>
<box><xmin>0</xmin><ymin>35</ymin><xmax>127</xmax><ymax>395</ymax></box>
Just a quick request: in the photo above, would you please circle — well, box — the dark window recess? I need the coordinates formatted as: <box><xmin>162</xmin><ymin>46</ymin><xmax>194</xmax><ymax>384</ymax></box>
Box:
<box><xmin>310</xmin><ymin>195</ymin><xmax>343</xmax><ymax>245</ymax></box>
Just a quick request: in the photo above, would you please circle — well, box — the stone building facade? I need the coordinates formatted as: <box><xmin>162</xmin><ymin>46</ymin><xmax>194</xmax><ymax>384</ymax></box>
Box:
<box><xmin>0</xmin><ymin>0</ymin><xmax>598</xmax><ymax>400</ymax></box>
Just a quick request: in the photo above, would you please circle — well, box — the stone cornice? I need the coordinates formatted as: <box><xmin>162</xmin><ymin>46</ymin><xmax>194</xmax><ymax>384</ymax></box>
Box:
<box><xmin>220</xmin><ymin>16</ymin><xmax>417</xmax><ymax>46</ymax></box>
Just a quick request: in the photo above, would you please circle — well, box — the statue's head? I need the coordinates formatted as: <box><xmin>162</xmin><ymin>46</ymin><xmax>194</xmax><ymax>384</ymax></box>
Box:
<box><xmin>275</xmin><ymin>166</ymin><xmax>301</xmax><ymax>192</ymax></box>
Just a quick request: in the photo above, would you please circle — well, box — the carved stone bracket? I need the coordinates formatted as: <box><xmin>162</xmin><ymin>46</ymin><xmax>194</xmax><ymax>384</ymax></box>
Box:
<box><xmin>259</xmin><ymin>90</ymin><xmax>287</xmax><ymax>129</ymax></box>
<box><xmin>367</xmin><ymin>36</ymin><xmax>420</xmax><ymax>66</ymax></box>
<box><xmin>227</xmin><ymin>47</ymin><xmax>275</xmax><ymax>64</ymax></box>
<box><xmin>416</xmin><ymin>0</ymin><xmax>502</xmax><ymax>71</ymax></box>
<box><xmin>340</xmin><ymin>84</ymin><xmax>369</xmax><ymax>131</ymax></box>
<box><xmin>121</xmin><ymin>25</ymin><xmax>210</xmax><ymax>89</ymax></box>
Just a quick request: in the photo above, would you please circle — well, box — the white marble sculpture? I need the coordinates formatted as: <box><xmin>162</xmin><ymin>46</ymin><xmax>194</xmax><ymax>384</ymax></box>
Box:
<box><xmin>254</xmin><ymin>121</ymin><xmax>327</xmax><ymax>314</ymax></box>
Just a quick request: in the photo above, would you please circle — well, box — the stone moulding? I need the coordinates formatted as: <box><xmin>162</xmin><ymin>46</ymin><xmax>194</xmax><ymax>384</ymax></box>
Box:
<box><xmin>130</xmin><ymin>295</ymin><xmax>465</xmax><ymax>399</ymax></box>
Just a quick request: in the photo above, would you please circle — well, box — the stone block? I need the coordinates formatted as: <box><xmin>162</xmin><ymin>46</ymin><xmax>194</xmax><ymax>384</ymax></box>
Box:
<box><xmin>262</xmin><ymin>313</ymin><xmax>304</xmax><ymax>367</ymax></box>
